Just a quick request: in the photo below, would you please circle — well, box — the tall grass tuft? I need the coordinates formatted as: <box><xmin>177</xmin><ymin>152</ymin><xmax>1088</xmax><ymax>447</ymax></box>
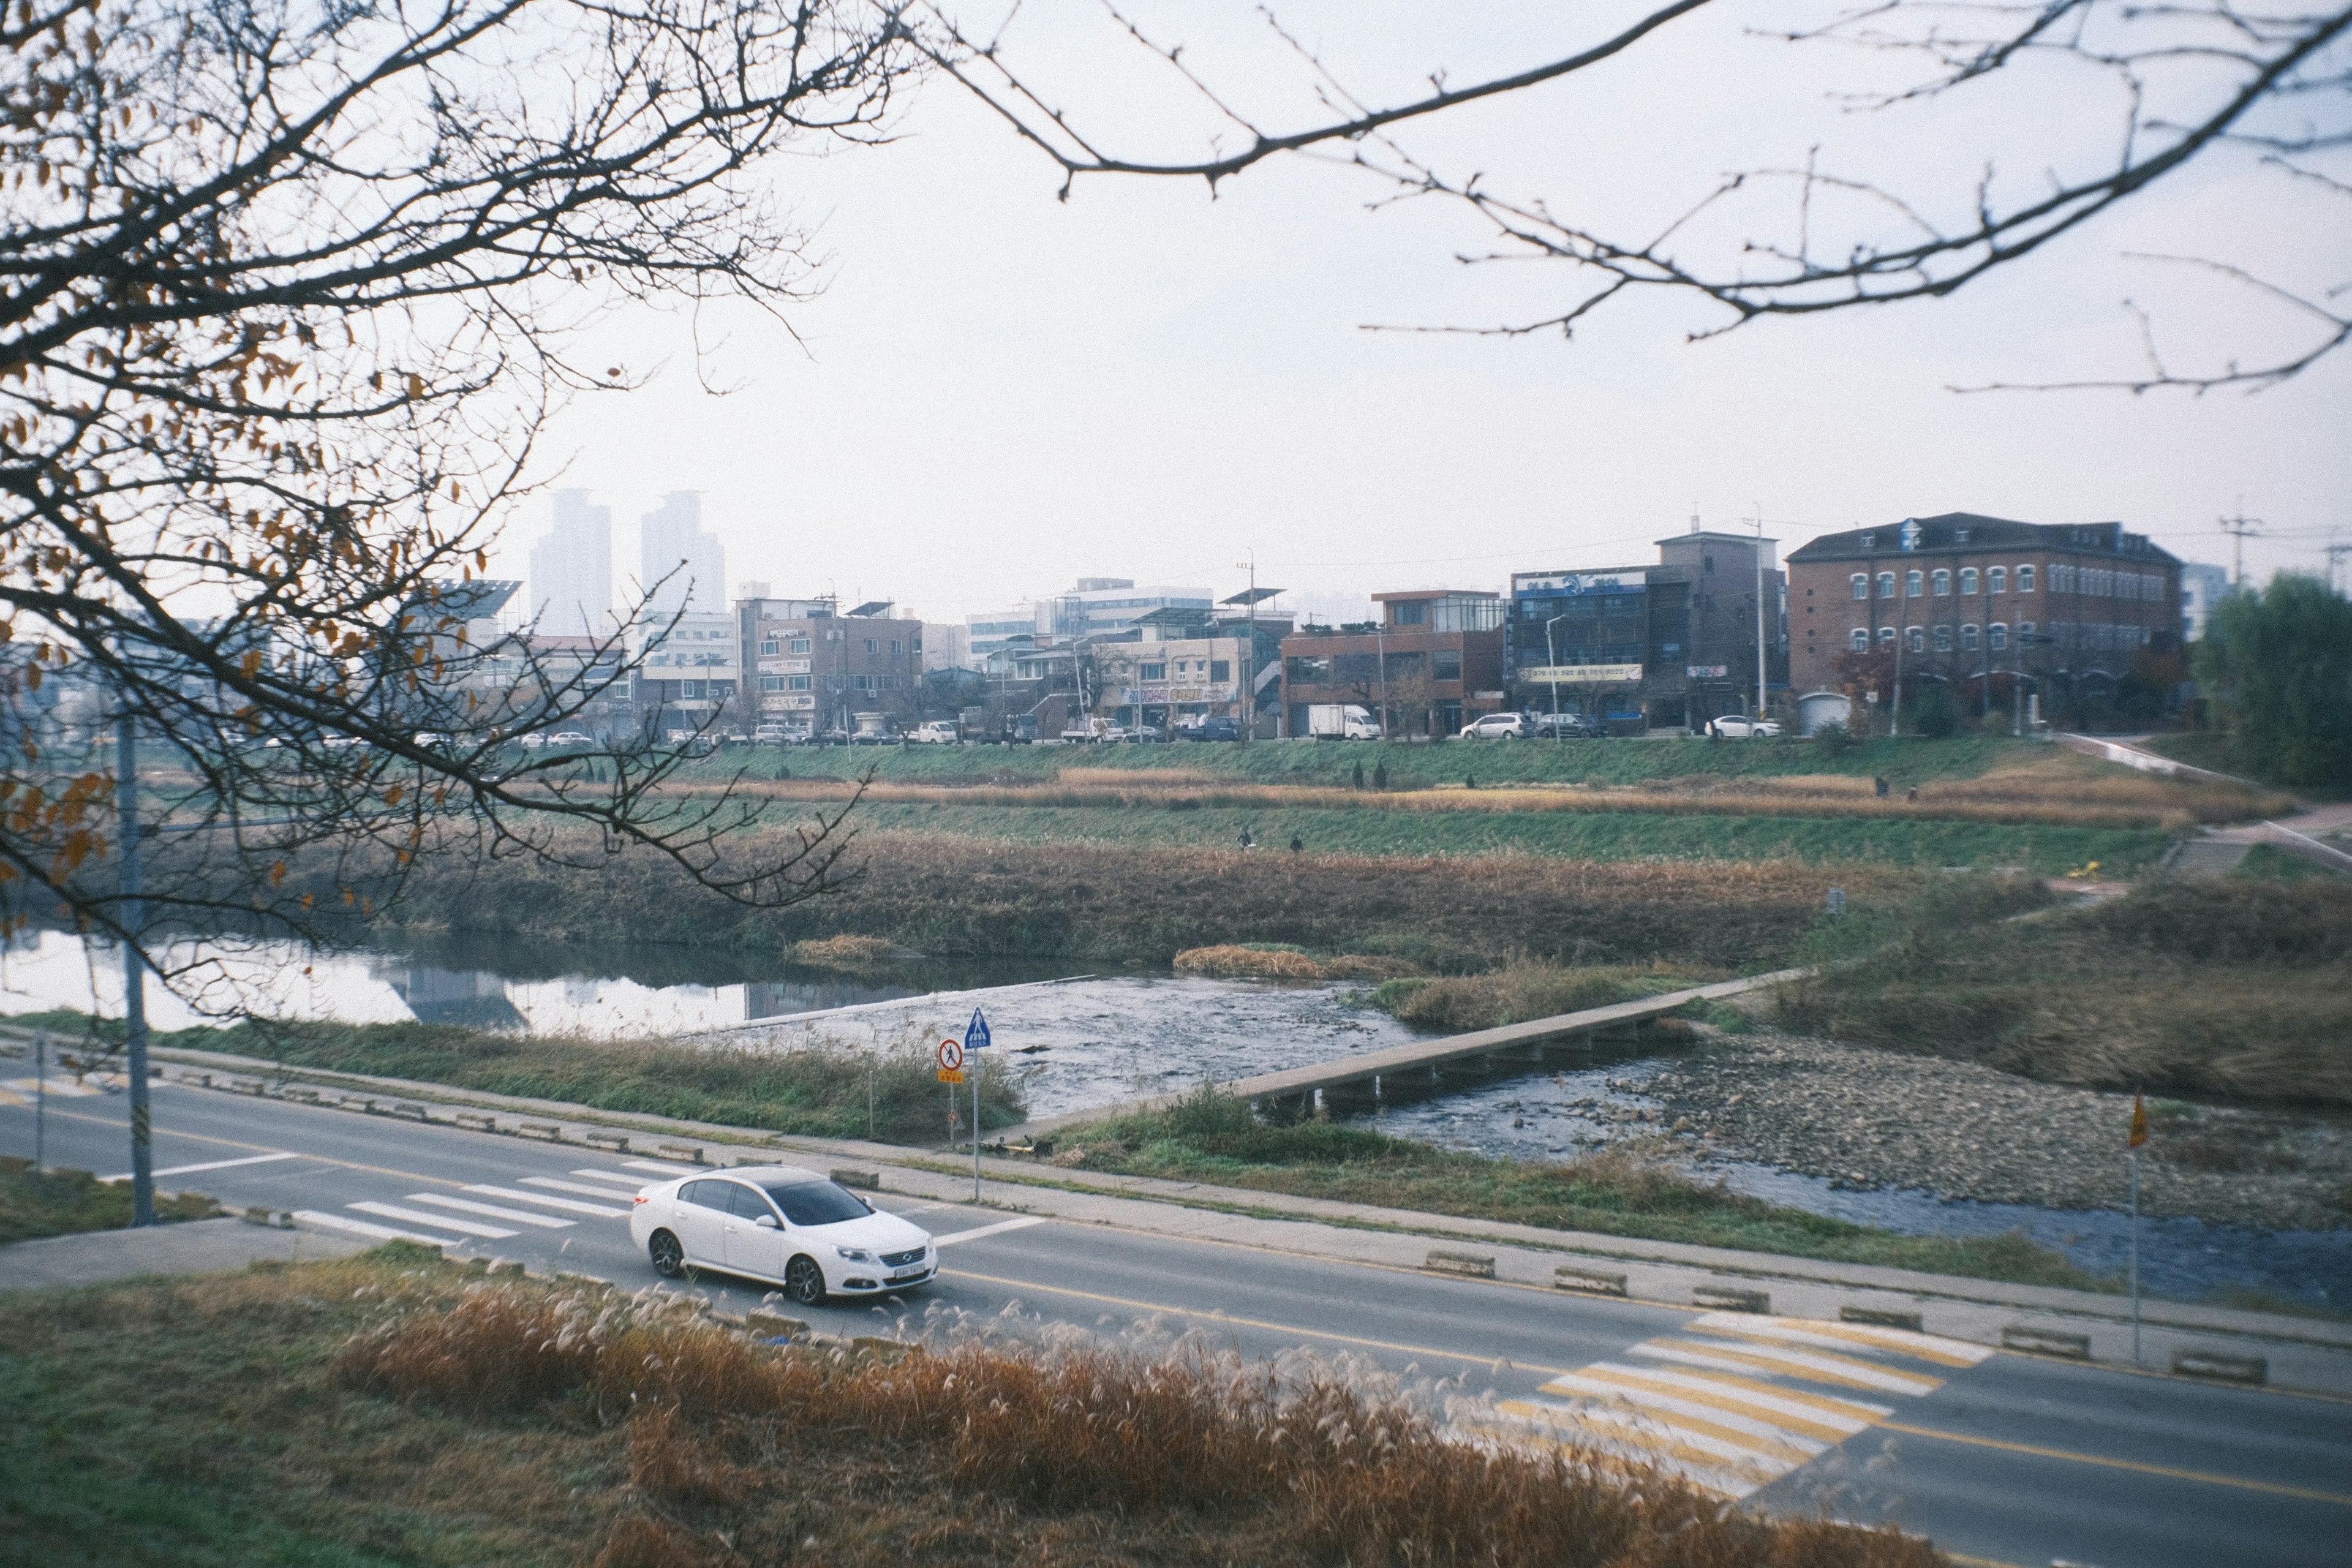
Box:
<box><xmin>337</xmin><ymin>1280</ymin><xmax>1943</xmax><ymax>1567</ymax></box>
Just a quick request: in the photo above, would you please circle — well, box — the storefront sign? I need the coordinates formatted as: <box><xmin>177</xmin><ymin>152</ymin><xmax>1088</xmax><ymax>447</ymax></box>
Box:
<box><xmin>1517</xmin><ymin>665</ymin><xmax>1643</xmax><ymax>684</ymax></box>
<box><xmin>1686</xmin><ymin>664</ymin><xmax>1728</xmax><ymax>679</ymax></box>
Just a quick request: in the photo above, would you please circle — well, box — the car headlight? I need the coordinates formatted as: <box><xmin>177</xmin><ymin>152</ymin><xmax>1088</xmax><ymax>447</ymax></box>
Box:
<box><xmin>834</xmin><ymin>1246</ymin><xmax>873</xmax><ymax>1263</ymax></box>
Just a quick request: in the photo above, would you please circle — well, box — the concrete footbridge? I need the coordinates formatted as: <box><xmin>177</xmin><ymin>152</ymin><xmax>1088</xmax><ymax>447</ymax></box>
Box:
<box><xmin>992</xmin><ymin>967</ymin><xmax>1807</xmax><ymax>1145</ymax></box>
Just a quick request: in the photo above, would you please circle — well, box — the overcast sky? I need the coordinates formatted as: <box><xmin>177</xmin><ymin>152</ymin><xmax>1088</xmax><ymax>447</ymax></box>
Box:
<box><xmin>492</xmin><ymin>2</ymin><xmax>2351</xmax><ymax>625</ymax></box>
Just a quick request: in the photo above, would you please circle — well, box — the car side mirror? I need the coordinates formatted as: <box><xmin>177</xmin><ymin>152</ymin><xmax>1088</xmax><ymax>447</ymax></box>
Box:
<box><xmin>754</xmin><ymin>1213</ymin><xmax>780</xmax><ymax>1229</ymax></box>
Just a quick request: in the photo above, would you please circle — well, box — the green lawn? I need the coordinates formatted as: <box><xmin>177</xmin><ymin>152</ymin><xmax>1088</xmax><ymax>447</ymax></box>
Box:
<box><xmin>699</xmin><ymin>733</ymin><xmax>2095</xmax><ymax>791</ymax></box>
<box><xmin>829</xmin><ymin>799</ymin><xmax>2171</xmax><ymax>873</ymax></box>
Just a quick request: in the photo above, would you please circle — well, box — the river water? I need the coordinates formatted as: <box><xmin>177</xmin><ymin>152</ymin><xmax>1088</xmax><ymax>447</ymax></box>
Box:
<box><xmin>6</xmin><ymin>929</ymin><xmax>2343</xmax><ymax>1310</ymax></box>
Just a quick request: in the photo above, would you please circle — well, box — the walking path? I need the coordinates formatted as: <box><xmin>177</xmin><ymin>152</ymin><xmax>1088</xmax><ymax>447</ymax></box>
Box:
<box><xmin>0</xmin><ymin>1215</ymin><xmax>366</xmax><ymax>1292</ymax></box>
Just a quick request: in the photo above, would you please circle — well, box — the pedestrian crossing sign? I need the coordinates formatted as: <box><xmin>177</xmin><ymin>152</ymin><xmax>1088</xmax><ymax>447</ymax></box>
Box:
<box><xmin>966</xmin><ymin>1008</ymin><xmax>992</xmax><ymax>1052</ymax></box>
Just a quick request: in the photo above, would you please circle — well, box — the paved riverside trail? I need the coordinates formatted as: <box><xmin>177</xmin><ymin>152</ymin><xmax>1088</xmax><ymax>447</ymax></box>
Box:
<box><xmin>8</xmin><ymin>1079</ymin><xmax>2350</xmax><ymax>1567</ymax></box>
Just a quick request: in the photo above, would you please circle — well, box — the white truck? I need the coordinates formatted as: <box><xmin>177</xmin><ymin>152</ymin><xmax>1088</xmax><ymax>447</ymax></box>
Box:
<box><xmin>1307</xmin><ymin>703</ymin><xmax>1382</xmax><ymax>741</ymax></box>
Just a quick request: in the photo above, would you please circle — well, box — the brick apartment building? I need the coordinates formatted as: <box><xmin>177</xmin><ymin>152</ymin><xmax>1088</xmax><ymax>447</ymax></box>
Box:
<box><xmin>1280</xmin><ymin>590</ymin><xmax>1506</xmax><ymax>738</ymax></box>
<box><xmin>738</xmin><ymin>595</ymin><xmax>922</xmax><ymax>731</ymax></box>
<box><xmin>1786</xmin><ymin>513</ymin><xmax>2185</xmax><ymax>710</ymax></box>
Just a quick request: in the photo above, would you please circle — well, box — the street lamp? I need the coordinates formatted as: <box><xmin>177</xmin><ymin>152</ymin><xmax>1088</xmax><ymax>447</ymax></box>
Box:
<box><xmin>1545</xmin><ymin>613</ymin><xmax>1569</xmax><ymax>737</ymax></box>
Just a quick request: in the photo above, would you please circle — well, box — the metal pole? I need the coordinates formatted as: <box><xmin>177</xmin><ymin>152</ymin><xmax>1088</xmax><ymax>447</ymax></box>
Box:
<box><xmin>32</xmin><ymin>1028</ymin><xmax>45</xmax><ymax>1172</ymax></box>
<box><xmin>971</xmin><ymin>1062</ymin><xmax>981</xmax><ymax>1201</ymax></box>
<box><xmin>115</xmin><ymin>713</ymin><xmax>156</xmax><ymax>1226</ymax></box>
<box><xmin>867</xmin><ymin>1064</ymin><xmax>875</xmax><ymax>1140</ymax></box>
<box><xmin>1546</xmin><ymin>614</ymin><xmax>1564</xmax><ymax>735</ymax></box>
<box><xmin>2129</xmin><ymin>1146</ymin><xmax>2141</xmax><ymax>1363</ymax></box>
<box><xmin>1754</xmin><ymin>511</ymin><xmax>1768</xmax><ymax>723</ymax></box>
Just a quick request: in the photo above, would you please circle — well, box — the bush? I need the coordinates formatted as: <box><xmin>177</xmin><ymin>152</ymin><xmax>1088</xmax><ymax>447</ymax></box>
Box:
<box><xmin>1909</xmin><ymin>684</ymin><xmax>1960</xmax><ymax>738</ymax></box>
<box><xmin>1812</xmin><ymin>720</ymin><xmax>1853</xmax><ymax>758</ymax></box>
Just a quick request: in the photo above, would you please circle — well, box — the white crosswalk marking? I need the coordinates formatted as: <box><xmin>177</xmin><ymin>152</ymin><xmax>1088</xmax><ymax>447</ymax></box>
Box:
<box><xmin>295</xmin><ymin>1210</ymin><xmax>450</xmax><ymax>1245</ymax></box>
<box><xmin>1480</xmin><ymin>1313</ymin><xmax>1983</xmax><ymax>1501</ymax></box>
<box><xmin>526</xmin><ymin>1175</ymin><xmax>647</xmax><ymax>1199</ymax></box>
<box><xmin>570</xmin><ymin>1168</ymin><xmax>655</xmax><ymax>1187</ymax></box>
<box><xmin>349</xmin><ymin>1200</ymin><xmax>516</xmax><ymax>1238</ymax></box>
<box><xmin>930</xmin><ymin>1215</ymin><xmax>1049</xmax><ymax>1246</ymax></box>
<box><xmin>620</xmin><ymin>1159</ymin><xmax>699</xmax><ymax>1175</ymax></box>
<box><xmin>465</xmin><ymin>1183</ymin><xmax>630</xmax><ymax>1217</ymax></box>
<box><xmin>3</xmin><ymin>1075</ymin><xmax>115</xmax><ymax>1098</ymax></box>
<box><xmin>104</xmin><ymin>1152</ymin><xmax>302</xmax><ymax>1182</ymax></box>
<box><xmin>404</xmin><ymin>1194</ymin><xmax>576</xmax><ymax>1229</ymax></box>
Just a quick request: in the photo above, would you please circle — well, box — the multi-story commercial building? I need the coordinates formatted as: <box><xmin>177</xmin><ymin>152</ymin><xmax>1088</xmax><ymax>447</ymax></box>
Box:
<box><xmin>1785</xmin><ymin>511</ymin><xmax>2184</xmax><ymax>710</ymax></box>
<box><xmin>2179</xmin><ymin>562</ymin><xmax>2232</xmax><ymax>641</ymax></box>
<box><xmin>921</xmin><ymin>622</ymin><xmax>974</xmax><ymax>673</ymax></box>
<box><xmin>1279</xmin><ymin>590</ymin><xmax>1506</xmax><ymax>739</ymax></box>
<box><xmin>1083</xmin><ymin>605</ymin><xmax>1283</xmax><ymax>731</ymax></box>
<box><xmin>1507</xmin><ymin>529</ymin><xmax>1787</xmax><ymax>731</ymax></box>
<box><xmin>1045</xmin><ymin>579</ymin><xmax>1213</xmax><ymax>639</ymax></box>
<box><xmin>738</xmin><ymin>595</ymin><xmax>921</xmax><ymax>730</ymax></box>
<box><xmin>633</xmin><ymin>611</ymin><xmax>740</xmax><ymax>729</ymax></box>
<box><xmin>639</xmin><ymin>491</ymin><xmax>726</xmax><ymax>617</ymax></box>
<box><xmin>527</xmin><ymin>489</ymin><xmax>613</xmax><ymax>638</ymax></box>
<box><xmin>967</xmin><ymin>606</ymin><xmax>1044</xmax><ymax>665</ymax></box>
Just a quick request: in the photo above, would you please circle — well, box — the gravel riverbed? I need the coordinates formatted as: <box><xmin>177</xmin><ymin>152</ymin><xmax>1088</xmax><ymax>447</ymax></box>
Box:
<box><xmin>1645</xmin><ymin>1027</ymin><xmax>2352</xmax><ymax>1233</ymax></box>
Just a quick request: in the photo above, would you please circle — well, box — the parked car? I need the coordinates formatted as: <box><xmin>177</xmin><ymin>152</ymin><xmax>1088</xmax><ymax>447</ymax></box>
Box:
<box><xmin>910</xmin><ymin>720</ymin><xmax>961</xmax><ymax>744</ymax></box>
<box><xmin>1306</xmin><ymin>703</ymin><xmax>1381</xmax><ymax>741</ymax></box>
<box><xmin>631</xmin><ymin>1164</ymin><xmax>935</xmax><ymax>1305</ymax></box>
<box><xmin>546</xmin><ymin>730</ymin><xmax>594</xmax><ymax>747</ymax></box>
<box><xmin>995</xmin><ymin>714</ymin><xmax>1038</xmax><ymax>745</ymax></box>
<box><xmin>1705</xmin><ymin>715</ymin><xmax>1782</xmax><ymax>738</ymax></box>
<box><xmin>1178</xmin><ymin>714</ymin><xmax>1243</xmax><ymax>742</ymax></box>
<box><xmin>1528</xmin><ymin>712</ymin><xmax>1602</xmax><ymax>739</ymax></box>
<box><xmin>1458</xmin><ymin>712</ymin><xmax>1526</xmax><ymax>740</ymax></box>
<box><xmin>849</xmin><ymin>712</ymin><xmax>895</xmax><ymax>745</ymax></box>
<box><xmin>753</xmin><ymin>722</ymin><xmax>810</xmax><ymax>745</ymax></box>
<box><xmin>1123</xmin><ymin>722</ymin><xmax>1163</xmax><ymax>742</ymax></box>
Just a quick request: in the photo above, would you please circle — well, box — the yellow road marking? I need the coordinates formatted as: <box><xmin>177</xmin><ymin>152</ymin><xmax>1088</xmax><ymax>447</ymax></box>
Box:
<box><xmin>1643</xmin><ymin>1335</ymin><xmax>1940</xmax><ymax>1395</ymax></box>
<box><xmin>940</xmin><ymin>1266</ymin><xmax>1583</xmax><ymax>1376</ymax></box>
<box><xmin>1498</xmin><ymin>1396</ymin><xmax>1815</xmax><ymax>1465</ymax></box>
<box><xmin>1721</xmin><ymin>1315</ymin><xmax>1988</xmax><ymax>1367</ymax></box>
<box><xmin>1877</xmin><ymin>1420</ymin><xmax>2352</xmax><ymax>1506</ymax></box>
<box><xmin>1510</xmin><ymin>1401</ymin><xmax>1781</xmax><ymax>1477</ymax></box>
<box><xmin>1627</xmin><ymin>1363</ymin><xmax>1893</xmax><ymax>1423</ymax></box>
<box><xmin>1549</xmin><ymin>1368</ymin><xmax>1863</xmax><ymax>1444</ymax></box>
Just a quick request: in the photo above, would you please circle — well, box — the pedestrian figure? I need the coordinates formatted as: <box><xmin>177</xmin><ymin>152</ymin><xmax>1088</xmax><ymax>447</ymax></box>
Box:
<box><xmin>1239</xmin><ymin>828</ymin><xmax>1255</xmax><ymax>851</ymax></box>
<box><xmin>1905</xmin><ymin>786</ymin><xmax>1918</xmax><ymax>804</ymax></box>
<box><xmin>1289</xmin><ymin>833</ymin><xmax>1303</xmax><ymax>854</ymax></box>
<box><xmin>1352</xmin><ymin>761</ymin><xmax>1365</xmax><ymax>791</ymax></box>
<box><xmin>1372</xmin><ymin>763</ymin><xmax>1388</xmax><ymax>790</ymax></box>
<box><xmin>1874</xmin><ymin>775</ymin><xmax>1890</xmax><ymax>798</ymax></box>
<box><xmin>1465</xmin><ymin>773</ymin><xmax>1476</xmax><ymax>790</ymax></box>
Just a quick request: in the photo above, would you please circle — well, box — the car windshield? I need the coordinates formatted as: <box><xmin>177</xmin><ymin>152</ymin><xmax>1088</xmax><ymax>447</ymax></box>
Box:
<box><xmin>761</xmin><ymin>1180</ymin><xmax>873</xmax><ymax>1226</ymax></box>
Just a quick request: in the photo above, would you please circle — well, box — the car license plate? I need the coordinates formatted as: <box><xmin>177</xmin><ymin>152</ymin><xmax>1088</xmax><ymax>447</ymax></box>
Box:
<box><xmin>890</xmin><ymin>1265</ymin><xmax>927</xmax><ymax>1282</ymax></box>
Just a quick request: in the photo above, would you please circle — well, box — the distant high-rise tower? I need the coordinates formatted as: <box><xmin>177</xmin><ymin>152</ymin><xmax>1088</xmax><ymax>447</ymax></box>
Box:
<box><xmin>528</xmin><ymin>489</ymin><xmax>613</xmax><ymax>637</ymax></box>
<box><xmin>639</xmin><ymin>491</ymin><xmax>726</xmax><ymax>618</ymax></box>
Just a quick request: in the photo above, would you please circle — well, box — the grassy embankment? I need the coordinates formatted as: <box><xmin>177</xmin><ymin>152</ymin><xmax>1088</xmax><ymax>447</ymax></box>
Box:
<box><xmin>0</xmin><ymin>1250</ymin><xmax>1942</xmax><ymax>1568</ymax></box>
<box><xmin>646</xmin><ymin>734</ymin><xmax>2274</xmax><ymax>873</ymax></box>
<box><xmin>363</xmin><ymin>836</ymin><xmax>1917</xmax><ymax>970</ymax></box>
<box><xmin>6</xmin><ymin>1011</ymin><xmax>1033</xmax><ymax>1144</ymax></box>
<box><xmin>2140</xmin><ymin>731</ymin><xmax>2352</xmax><ymax>802</ymax></box>
<box><xmin>1775</xmin><ymin>878</ymin><xmax>2352</xmax><ymax>1106</ymax></box>
<box><xmin>1038</xmin><ymin>1085</ymin><xmax>2094</xmax><ymax>1290</ymax></box>
<box><xmin>0</xmin><ymin>1158</ymin><xmax>221</xmax><ymax>1243</ymax></box>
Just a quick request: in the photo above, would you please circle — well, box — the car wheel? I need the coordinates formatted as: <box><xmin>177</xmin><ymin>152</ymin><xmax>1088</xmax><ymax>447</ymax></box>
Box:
<box><xmin>647</xmin><ymin>1230</ymin><xmax>685</xmax><ymax>1279</ymax></box>
<box><xmin>783</xmin><ymin>1254</ymin><xmax>827</xmax><ymax>1306</ymax></box>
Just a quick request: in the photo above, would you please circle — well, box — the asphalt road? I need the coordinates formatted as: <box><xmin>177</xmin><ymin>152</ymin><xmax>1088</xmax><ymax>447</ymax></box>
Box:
<box><xmin>7</xmin><ymin>1080</ymin><xmax>2349</xmax><ymax>1568</ymax></box>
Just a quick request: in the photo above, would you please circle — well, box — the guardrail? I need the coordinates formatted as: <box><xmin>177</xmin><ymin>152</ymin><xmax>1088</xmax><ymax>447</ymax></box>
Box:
<box><xmin>2256</xmin><ymin>820</ymin><xmax>2352</xmax><ymax>876</ymax></box>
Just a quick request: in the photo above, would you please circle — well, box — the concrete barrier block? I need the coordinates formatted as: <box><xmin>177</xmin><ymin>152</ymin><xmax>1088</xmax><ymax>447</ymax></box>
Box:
<box><xmin>1841</xmin><ymin>1305</ymin><xmax>1925</xmax><ymax>1332</ymax></box>
<box><xmin>2002</xmin><ymin>1324</ymin><xmax>2092</xmax><ymax>1359</ymax></box>
<box><xmin>230</xmin><ymin>1077</ymin><xmax>265</xmax><ymax>1095</ymax></box>
<box><xmin>484</xmin><ymin>1257</ymin><xmax>525</xmax><ymax>1276</ymax></box>
<box><xmin>518</xmin><ymin>1121</ymin><xmax>562</xmax><ymax>1142</ymax></box>
<box><xmin>1694</xmin><ymin>1284</ymin><xmax>1771</xmax><ymax>1314</ymax></box>
<box><xmin>241</xmin><ymin>1205</ymin><xmax>291</xmax><ymax>1228</ymax></box>
<box><xmin>390</xmin><ymin>1101</ymin><xmax>428</xmax><ymax>1121</ymax></box>
<box><xmin>282</xmin><ymin>1086</ymin><xmax>320</xmax><ymax>1104</ymax></box>
<box><xmin>746</xmin><ymin>1310</ymin><xmax>809</xmax><ymax>1341</ymax></box>
<box><xmin>1423</xmin><ymin>1249</ymin><xmax>1498</xmax><ymax>1280</ymax></box>
<box><xmin>585</xmin><ymin>1131</ymin><xmax>630</xmax><ymax>1153</ymax></box>
<box><xmin>657</xmin><ymin>1143</ymin><xmax>705</xmax><ymax>1165</ymax></box>
<box><xmin>2172</xmin><ymin>1349</ymin><xmax>2266</xmax><ymax>1385</ymax></box>
<box><xmin>1553</xmin><ymin>1264</ymin><xmax>1629</xmax><ymax>1296</ymax></box>
<box><xmin>454</xmin><ymin>1112</ymin><xmax>498</xmax><ymax>1133</ymax></box>
<box><xmin>830</xmin><ymin>1168</ymin><xmax>881</xmax><ymax>1191</ymax></box>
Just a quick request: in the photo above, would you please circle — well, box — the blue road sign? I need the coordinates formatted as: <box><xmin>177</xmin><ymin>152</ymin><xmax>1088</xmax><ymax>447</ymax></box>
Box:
<box><xmin>965</xmin><ymin>1007</ymin><xmax>992</xmax><ymax>1052</ymax></box>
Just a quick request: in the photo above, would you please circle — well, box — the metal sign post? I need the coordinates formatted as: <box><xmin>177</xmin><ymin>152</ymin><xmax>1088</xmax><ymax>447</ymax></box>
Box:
<box><xmin>965</xmin><ymin>1008</ymin><xmax>992</xmax><ymax>1201</ymax></box>
<box><xmin>32</xmin><ymin>1028</ymin><xmax>47</xmax><ymax>1172</ymax></box>
<box><xmin>2127</xmin><ymin>1091</ymin><xmax>2148</xmax><ymax>1363</ymax></box>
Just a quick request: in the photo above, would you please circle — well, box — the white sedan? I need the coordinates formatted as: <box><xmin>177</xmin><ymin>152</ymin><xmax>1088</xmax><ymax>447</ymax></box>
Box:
<box><xmin>629</xmin><ymin>1164</ymin><xmax>935</xmax><ymax>1305</ymax></box>
<box><xmin>1706</xmin><ymin>715</ymin><xmax>1782</xmax><ymax>737</ymax></box>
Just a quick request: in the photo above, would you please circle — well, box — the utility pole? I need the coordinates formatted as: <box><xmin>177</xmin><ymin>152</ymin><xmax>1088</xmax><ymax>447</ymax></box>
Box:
<box><xmin>1237</xmin><ymin>550</ymin><xmax>1256</xmax><ymax>745</ymax></box>
<box><xmin>115</xmin><ymin>713</ymin><xmax>156</xmax><ymax>1227</ymax></box>
<box><xmin>1751</xmin><ymin>505</ymin><xmax>1768</xmax><ymax>722</ymax></box>
<box><xmin>2218</xmin><ymin>504</ymin><xmax>2262</xmax><ymax>589</ymax></box>
<box><xmin>2323</xmin><ymin>530</ymin><xmax>2350</xmax><ymax>595</ymax></box>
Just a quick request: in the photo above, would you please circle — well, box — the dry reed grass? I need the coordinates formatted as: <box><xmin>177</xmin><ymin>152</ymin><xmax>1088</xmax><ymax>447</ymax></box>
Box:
<box><xmin>717</xmin><ymin>767</ymin><xmax>2274</xmax><ymax>829</ymax></box>
<box><xmin>1174</xmin><ymin>944</ymin><xmax>1419</xmax><ymax>981</ymax></box>
<box><xmin>337</xmin><ymin>1278</ymin><xmax>1942</xmax><ymax>1568</ymax></box>
<box><xmin>785</xmin><ymin>932</ymin><xmax>903</xmax><ymax>968</ymax></box>
<box><xmin>1375</xmin><ymin>960</ymin><xmax>1721</xmax><ymax>1031</ymax></box>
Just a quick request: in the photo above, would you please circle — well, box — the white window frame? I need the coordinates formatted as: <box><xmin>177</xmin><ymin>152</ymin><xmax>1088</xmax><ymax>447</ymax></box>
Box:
<box><xmin>1850</xmin><ymin>574</ymin><xmax>1869</xmax><ymax>600</ymax></box>
<box><xmin>1932</xmin><ymin>569</ymin><xmax>1953</xmax><ymax>596</ymax></box>
<box><xmin>1989</xmin><ymin>566</ymin><xmax>2007</xmax><ymax>595</ymax></box>
<box><xmin>2018</xmin><ymin>565</ymin><xmax>2036</xmax><ymax>594</ymax></box>
<box><xmin>1961</xmin><ymin>624</ymin><xmax>1980</xmax><ymax>652</ymax></box>
<box><xmin>1959</xmin><ymin>568</ymin><xmax>1980</xmax><ymax>595</ymax></box>
<box><xmin>1850</xmin><ymin>628</ymin><xmax>1869</xmax><ymax>651</ymax></box>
